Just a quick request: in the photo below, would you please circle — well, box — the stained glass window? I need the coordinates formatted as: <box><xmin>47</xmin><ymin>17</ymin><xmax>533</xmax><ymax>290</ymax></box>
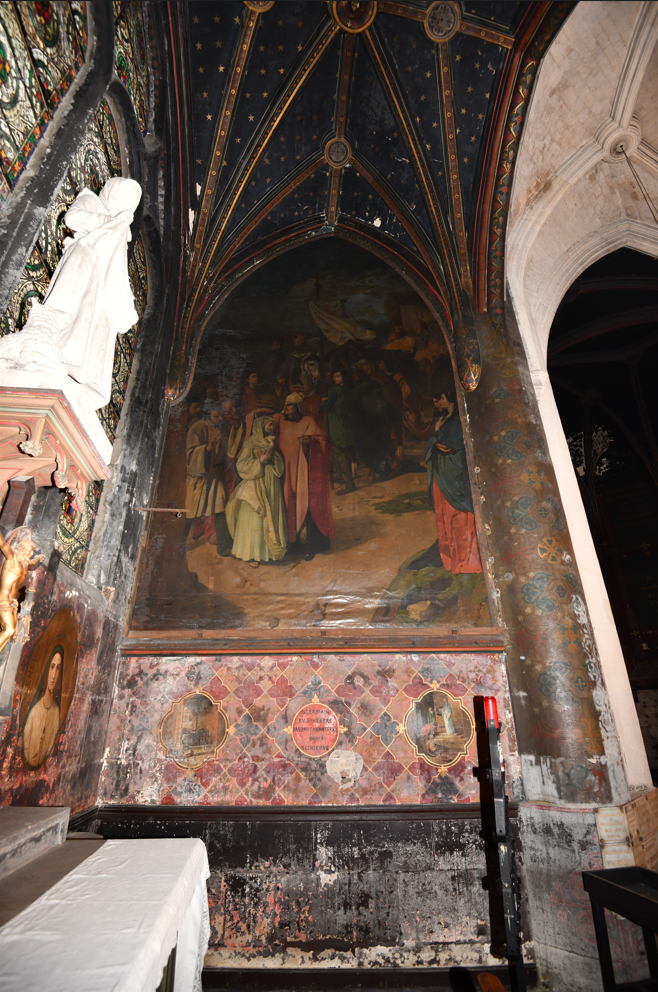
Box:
<box><xmin>0</xmin><ymin>2</ymin><xmax>86</xmax><ymax>201</ymax></box>
<box><xmin>0</xmin><ymin>2</ymin><xmax>151</xmax><ymax>577</ymax></box>
<box><xmin>57</xmin><ymin>230</ymin><xmax>146</xmax><ymax>575</ymax></box>
<box><xmin>113</xmin><ymin>1</ymin><xmax>149</xmax><ymax>135</ymax></box>
<box><xmin>96</xmin><ymin>233</ymin><xmax>148</xmax><ymax>441</ymax></box>
<box><xmin>56</xmin><ymin>481</ymin><xmax>103</xmax><ymax>574</ymax></box>
<box><xmin>0</xmin><ymin>95</ymin><xmax>142</xmax><ymax>576</ymax></box>
<box><xmin>1</xmin><ymin>97</ymin><xmax>120</xmax><ymax>336</ymax></box>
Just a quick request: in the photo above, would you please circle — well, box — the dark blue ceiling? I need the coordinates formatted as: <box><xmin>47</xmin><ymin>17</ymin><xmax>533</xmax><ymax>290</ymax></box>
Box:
<box><xmin>187</xmin><ymin>0</ymin><xmax>529</xmax><ymax>293</ymax></box>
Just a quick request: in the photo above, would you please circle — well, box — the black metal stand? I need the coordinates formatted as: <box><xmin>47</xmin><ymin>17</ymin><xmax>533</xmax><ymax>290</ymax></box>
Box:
<box><xmin>484</xmin><ymin>699</ymin><xmax>526</xmax><ymax>992</ymax></box>
<box><xmin>583</xmin><ymin>866</ymin><xmax>658</xmax><ymax>991</ymax></box>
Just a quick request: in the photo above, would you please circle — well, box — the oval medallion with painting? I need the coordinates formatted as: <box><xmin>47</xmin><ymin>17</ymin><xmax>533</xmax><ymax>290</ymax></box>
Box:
<box><xmin>403</xmin><ymin>688</ymin><xmax>474</xmax><ymax>768</ymax></box>
<box><xmin>20</xmin><ymin>607</ymin><xmax>78</xmax><ymax>770</ymax></box>
<box><xmin>157</xmin><ymin>691</ymin><xmax>229</xmax><ymax>770</ymax></box>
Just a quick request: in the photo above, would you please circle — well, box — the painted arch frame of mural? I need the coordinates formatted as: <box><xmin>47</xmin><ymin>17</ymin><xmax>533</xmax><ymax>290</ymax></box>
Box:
<box><xmin>128</xmin><ymin>225</ymin><xmax>501</xmax><ymax>652</ymax></box>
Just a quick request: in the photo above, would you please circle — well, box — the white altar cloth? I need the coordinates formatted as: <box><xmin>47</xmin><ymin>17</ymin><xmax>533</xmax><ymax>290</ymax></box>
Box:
<box><xmin>0</xmin><ymin>837</ymin><xmax>210</xmax><ymax>992</ymax></box>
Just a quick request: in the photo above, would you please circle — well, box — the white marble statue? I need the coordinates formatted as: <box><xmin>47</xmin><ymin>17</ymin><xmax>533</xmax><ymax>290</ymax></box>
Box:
<box><xmin>0</xmin><ymin>177</ymin><xmax>142</xmax><ymax>410</ymax></box>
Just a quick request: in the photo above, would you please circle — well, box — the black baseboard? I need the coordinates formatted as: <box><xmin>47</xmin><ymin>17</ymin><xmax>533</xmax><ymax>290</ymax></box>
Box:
<box><xmin>201</xmin><ymin>965</ymin><xmax>538</xmax><ymax>991</ymax></box>
<box><xmin>94</xmin><ymin>802</ymin><xmax>516</xmax><ymax>824</ymax></box>
<box><xmin>68</xmin><ymin>805</ymin><xmax>100</xmax><ymax>832</ymax></box>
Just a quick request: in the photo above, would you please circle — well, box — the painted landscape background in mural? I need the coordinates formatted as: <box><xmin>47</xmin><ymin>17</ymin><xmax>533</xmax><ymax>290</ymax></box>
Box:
<box><xmin>132</xmin><ymin>240</ymin><xmax>490</xmax><ymax>631</ymax></box>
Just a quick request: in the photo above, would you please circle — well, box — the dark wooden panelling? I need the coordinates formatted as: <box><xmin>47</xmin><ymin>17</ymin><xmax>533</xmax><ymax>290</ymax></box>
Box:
<box><xmin>92</xmin><ymin>803</ymin><xmax>526</xmax><ymax>974</ymax></box>
<box><xmin>95</xmin><ymin>802</ymin><xmax>516</xmax><ymax>825</ymax></box>
<box><xmin>201</xmin><ymin>964</ymin><xmax>539</xmax><ymax>990</ymax></box>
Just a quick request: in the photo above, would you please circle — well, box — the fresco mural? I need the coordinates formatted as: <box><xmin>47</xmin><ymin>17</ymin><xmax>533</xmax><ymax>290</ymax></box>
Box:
<box><xmin>132</xmin><ymin>240</ymin><xmax>491</xmax><ymax>636</ymax></box>
<box><xmin>100</xmin><ymin>651</ymin><xmax>519</xmax><ymax>807</ymax></box>
<box><xmin>20</xmin><ymin>606</ymin><xmax>78</xmax><ymax>769</ymax></box>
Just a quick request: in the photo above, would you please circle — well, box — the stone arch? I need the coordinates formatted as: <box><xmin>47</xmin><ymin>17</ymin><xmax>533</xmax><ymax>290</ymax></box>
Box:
<box><xmin>174</xmin><ymin>225</ymin><xmax>456</xmax><ymax>405</ymax></box>
<box><xmin>505</xmin><ymin>0</ymin><xmax>658</xmax><ymax>790</ymax></box>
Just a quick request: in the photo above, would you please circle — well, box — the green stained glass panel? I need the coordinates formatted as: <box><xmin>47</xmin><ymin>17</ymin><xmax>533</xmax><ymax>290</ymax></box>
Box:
<box><xmin>0</xmin><ymin>3</ymin><xmax>47</xmax><ymax>188</ymax></box>
<box><xmin>114</xmin><ymin>1</ymin><xmax>148</xmax><ymax>135</ymax></box>
<box><xmin>1</xmin><ymin>243</ymin><xmax>50</xmax><ymax>335</ymax></box>
<box><xmin>69</xmin><ymin>111</ymin><xmax>112</xmax><ymax>193</ymax></box>
<box><xmin>37</xmin><ymin>168</ymin><xmax>76</xmax><ymax>273</ymax></box>
<box><xmin>16</xmin><ymin>1</ymin><xmax>84</xmax><ymax>113</ymax></box>
<box><xmin>96</xmin><ymin>97</ymin><xmax>121</xmax><ymax>175</ymax></box>
<box><xmin>56</xmin><ymin>481</ymin><xmax>103</xmax><ymax>574</ymax></box>
<box><xmin>96</xmin><ymin>232</ymin><xmax>148</xmax><ymax>442</ymax></box>
<box><xmin>69</xmin><ymin>1</ymin><xmax>86</xmax><ymax>59</ymax></box>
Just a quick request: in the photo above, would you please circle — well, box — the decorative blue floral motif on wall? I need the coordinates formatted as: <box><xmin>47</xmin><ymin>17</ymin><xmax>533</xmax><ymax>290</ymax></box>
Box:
<box><xmin>495</xmin><ymin>430</ymin><xmax>525</xmax><ymax>460</ymax></box>
<box><xmin>537</xmin><ymin>661</ymin><xmax>577</xmax><ymax>707</ymax></box>
<box><xmin>233</xmin><ymin>713</ymin><xmax>260</xmax><ymax>747</ymax></box>
<box><xmin>521</xmin><ymin>572</ymin><xmax>556</xmax><ymax>612</ymax></box>
<box><xmin>544</xmin><ymin>495</ymin><xmax>566</xmax><ymax>532</ymax></box>
<box><xmin>372</xmin><ymin>711</ymin><xmax>400</xmax><ymax>747</ymax></box>
<box><xmin>507</xmin><ymin>496</ymin><xmax>538</xmax><ymax>530</ymax></box>
<box><xmin>566</xmin><ymin>764</ymin><xmax>590</xmax><ymax>791</ymax></box>
<box><xmin>300</xmin><ymin>675</ymin><xmax>325</xmax><ymax>699</ymax></box>
<box><xmin>418</xmin><ymin>659</ymin><xmax>450</xmax><ymax>682</ymax></box>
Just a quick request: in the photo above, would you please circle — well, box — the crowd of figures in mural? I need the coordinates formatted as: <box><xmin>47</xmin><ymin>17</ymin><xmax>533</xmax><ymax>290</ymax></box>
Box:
<box><xmin>135</xmin><ymin>241</ymin><xmax>489</xmax><ymax>632</ymax></box>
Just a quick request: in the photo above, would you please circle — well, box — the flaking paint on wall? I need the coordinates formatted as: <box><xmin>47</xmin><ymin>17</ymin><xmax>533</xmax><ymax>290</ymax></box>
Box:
<box><xmin>0</xmin><ymin>564</ymin><xmax>121</xmax><ymax>811</ymax></box>
<box><xmin>100</xmin><ymin>651</ymin><xmax>519</xmax><ymax>805</ymax></box>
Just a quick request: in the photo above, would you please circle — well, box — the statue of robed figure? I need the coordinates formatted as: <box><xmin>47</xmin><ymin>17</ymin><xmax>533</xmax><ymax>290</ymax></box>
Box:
<box><xmin>0</xmin><ymin>177</ymin><xmax>142</xmax><ymax>410</ymax></box>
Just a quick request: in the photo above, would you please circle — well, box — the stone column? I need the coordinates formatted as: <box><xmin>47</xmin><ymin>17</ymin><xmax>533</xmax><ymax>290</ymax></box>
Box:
<box><xmin>461</xmin><ymin>302</ymin><xmax>649</xmax><ymax>989</ymax></box>
<box><xmin>464</xmin><ymin>303</ymin><xmax>629</xmax><ymax>808</ymax></box>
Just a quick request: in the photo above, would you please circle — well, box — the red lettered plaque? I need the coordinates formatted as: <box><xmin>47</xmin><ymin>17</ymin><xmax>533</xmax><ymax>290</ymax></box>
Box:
<box><xmin>292</xmin><ymin>702</ymin><xmax>339</xmax><ymax>757</ymax></box>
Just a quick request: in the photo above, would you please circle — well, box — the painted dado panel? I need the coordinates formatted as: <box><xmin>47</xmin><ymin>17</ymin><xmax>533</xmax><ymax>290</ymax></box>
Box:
<box><xmin>100</xmin><ymin>651</ymin><xmax>519</xmax><ymax>806</ymax></box>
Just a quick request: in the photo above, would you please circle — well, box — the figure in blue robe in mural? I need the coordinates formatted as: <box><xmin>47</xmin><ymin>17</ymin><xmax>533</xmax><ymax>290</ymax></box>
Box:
<box><xmin>411</xmin><ymin>388</ymin><xmax>482</xmax><ymax>574</ymax></box>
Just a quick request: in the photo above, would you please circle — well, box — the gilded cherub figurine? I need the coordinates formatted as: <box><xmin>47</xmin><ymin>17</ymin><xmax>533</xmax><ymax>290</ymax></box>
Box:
<box><xmin>0</xmin><ymin>527</ymin><xmax>44</xmax><ymax>653</ymax></box>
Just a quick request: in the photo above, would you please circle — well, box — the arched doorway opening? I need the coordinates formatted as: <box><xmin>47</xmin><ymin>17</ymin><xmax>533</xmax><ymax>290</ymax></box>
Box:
<box><xmin>548</xmin><ymin>246</ymin><xmax>658</xmax><ymax>775</ymax></box>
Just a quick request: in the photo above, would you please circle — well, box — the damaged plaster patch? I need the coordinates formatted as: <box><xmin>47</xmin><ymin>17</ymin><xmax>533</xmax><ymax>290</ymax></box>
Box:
<box><xmin>205</xmin><ymin>942</ymin><xmax>521</xmax><ymax>970</ymax></box>
<box><xmin>326</xmin><ymin>749</ymin><xmax>364</xmax><ymax>789</ymax></box>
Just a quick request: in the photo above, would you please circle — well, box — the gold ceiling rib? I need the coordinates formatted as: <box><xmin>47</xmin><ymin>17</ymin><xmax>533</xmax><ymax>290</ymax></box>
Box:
<box><xmin>327</xmin><ymin>33</ymin><xmax>356</xmax><ymax>224</ymax></box>
<box><xmin>336</xmin><ymin>35</ymin><xmax>355</xmax><ymax>141</ymax></box>
<box><xmin>351</xmin><ymin>154</ymin><xmax>449</xmax><ymax>307</ymax></box>
<box><xmin>192</xmin><ymin>20</ymin><xmax>339</xmax><ymax>293</ymax></box>
<box><xmin>378</xmin><ymin>0</ymin><xmax>514</xmax><ymax>48</ymax></box>
<box><xmin>436</xmin><ymin>41</ymin><xmax>472</xmax><ymax>295</ymax></box>
<box><xmin>184</xmin><ymin>18</ymin><xmax>340</xmax><ymax>341</ymax></box>
<box><xmin>361</xmin><ymin>24</ymin><xmax>460</xmax><ymax>307</ymax></box>
<box><xmin>378</xmin><ymin>2</ymin><xmax>424</xmax><ymax>22</ymax></box>
<box><xmin>327</xmin><ymin>165</ymin><xmax>340</xmax><ymax>225</ymax></box>
<box><xmin>458</xmin><ymin>20</ymin><xmax>514</xmax><ymax>49</ymax></box>
<box><xmin>189</xmin><ymin>6</ymin><xmax>259</xmax><ymax>284</ymax></box>
<box><xmin>215</xmin><ymin>154</ymin><xmax>325</xmax><ymax>273</ymax></box>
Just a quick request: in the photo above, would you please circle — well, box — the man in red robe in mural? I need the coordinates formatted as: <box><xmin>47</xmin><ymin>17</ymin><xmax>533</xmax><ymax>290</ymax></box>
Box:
<box><xmin>418</xmin><ymin>387</ymin><xmax>481</xmax><ymax>574</ymax></box>
<box><xmin>274</xmin><ymin>393</ymin><xmax>333</xmax><ymax>560</ymax></box>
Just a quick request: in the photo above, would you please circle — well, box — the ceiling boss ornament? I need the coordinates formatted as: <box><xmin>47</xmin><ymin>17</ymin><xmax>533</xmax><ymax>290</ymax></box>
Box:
<box><xmin>324</xmin><ymin>136</ymin><xmax>352</xmax><ymax>168</ymax></box>
<box><xmin>425</xmin><ymin>0</ymin><xmax>460</xmax><ymax>42</ymax></box>
<box><xmin>330</xmin><ymin>1</ymin><xmax>378</xmax><ymax>34</ymax></box>
<box><xmin>243</xmin><ymin>1</ymin><xmax>275</xmax><ymax>11</ymax></box>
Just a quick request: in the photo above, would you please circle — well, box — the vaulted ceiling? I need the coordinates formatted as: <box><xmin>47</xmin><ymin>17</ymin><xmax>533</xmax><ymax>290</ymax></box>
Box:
<box><xmin>168</xmin><ymin>1</ymin><xmax>572</xmax><ymax>397</ymax></box>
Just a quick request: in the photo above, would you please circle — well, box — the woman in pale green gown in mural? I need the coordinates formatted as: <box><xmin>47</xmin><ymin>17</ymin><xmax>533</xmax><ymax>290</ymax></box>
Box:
<box><xmin>226</xmin><ymin>416</ymin><xmax>288</xmax><ymax>567</ymax></box>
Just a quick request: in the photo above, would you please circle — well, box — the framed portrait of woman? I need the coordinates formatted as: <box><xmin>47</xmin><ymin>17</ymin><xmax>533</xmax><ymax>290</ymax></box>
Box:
<box><xmin>19</xmin><ymin>607</ymin><xmax>78</xmax><ymax>770</ymax></box>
